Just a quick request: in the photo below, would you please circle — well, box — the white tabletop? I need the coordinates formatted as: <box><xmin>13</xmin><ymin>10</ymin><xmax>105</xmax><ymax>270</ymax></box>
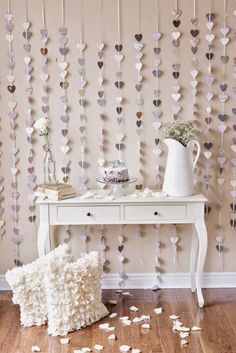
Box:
<box><xmin>36</xmin><ymin>190</ymin><xmax>207</xmax><ymax>204</ymax></box>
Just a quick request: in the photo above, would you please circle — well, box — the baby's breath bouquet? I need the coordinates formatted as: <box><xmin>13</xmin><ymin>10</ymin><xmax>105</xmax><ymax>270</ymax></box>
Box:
<box><xmin>164</xmin><ymin>121</ymin><xmax>197</xmax><ymax>147</ymax></box>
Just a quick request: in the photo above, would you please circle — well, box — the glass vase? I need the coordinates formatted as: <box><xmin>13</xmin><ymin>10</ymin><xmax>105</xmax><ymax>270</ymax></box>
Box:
<box><xmin>43</xmin><ymin>136</ymin><xmax>57</xmax><ymax>185</ymax></box>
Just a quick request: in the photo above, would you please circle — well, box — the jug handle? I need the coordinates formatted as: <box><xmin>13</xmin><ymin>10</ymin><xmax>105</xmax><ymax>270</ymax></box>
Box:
<box><xmin>187</xmin><ymin>140</ymin><xmax>201</xmax><ymax>171</ymax></box>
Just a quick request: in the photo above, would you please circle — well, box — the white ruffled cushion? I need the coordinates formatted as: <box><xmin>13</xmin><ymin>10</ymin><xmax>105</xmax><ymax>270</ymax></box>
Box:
<box><xmin>45</xmin><ymin>251</ymin><xmax>109</xmax><ymax>336</ymax></box>
<box><xmin>6</xmin><ymin>243</ymin><xmax>73</xmax><ymax>327</ymax></box>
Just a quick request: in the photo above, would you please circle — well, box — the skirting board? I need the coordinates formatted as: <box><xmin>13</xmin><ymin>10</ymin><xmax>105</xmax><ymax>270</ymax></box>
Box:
<box><xmin>1</xmin><ymin>272</ymin><xmax>236</xmax><ymax>290</ymax></box>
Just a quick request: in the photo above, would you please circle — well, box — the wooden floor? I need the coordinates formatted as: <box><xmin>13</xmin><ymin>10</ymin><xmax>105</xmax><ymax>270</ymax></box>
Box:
<box><xmin>1</xmin><ymin>289</ymin><xmax>236</xmax><ymax>353</ymax></box>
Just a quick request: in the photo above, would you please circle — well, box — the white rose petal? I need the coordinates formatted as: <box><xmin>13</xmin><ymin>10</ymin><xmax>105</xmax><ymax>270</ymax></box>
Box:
<box><xmin>141</xmin><ymin>323</ymin><xmax>150</xmax><ymax>329</ymax></box>
<box><xmin>180</xmin><ymin>339</ymin><xmax>188</xmax><ymax>347</ymax></box>
<box><xmin>60</xmin><ymin>338</ymin><xmax>70</xmax><ymax>345</ymax></box>
<box><xmin>140</xmin><ymin>315</ymin><xmax>150</xmax><ymax>321</ymax></box>
<box><xmin>94</xmin><ymin>344</ymin><xmax>103</xmax><ymax>351</ymax></box>
<box><xmin>81</xmin><ymin>348</ymin><xmax>92</xmax><ymax>352</ymax></box>
<box><xmin>109</xmin><ymin>312</ymin><xmax>118</xmax><ymax>318</ymax></box>
<box><xmin>31</xmin><ymin>346</ymin><xmax>41</xmax><ymax>352</ymax></box>
<box><xmin>109</xmin><ymin>299</ymin><xmax>117</xmax><ymax>305</ymax></box>
<box><xmin>108</xmin><ymin>334</ymin><xmax>116</xmax><ymax>340</ymax></box>
<box><xmin>192</xmin><ymin>326</ymin><xmax>202</xmax><ymax>331</ymax></box>
<box><xmin>106</xmin><ymin>326</ymin><xmax>115</xmax><ymax>331</ymax></box>
<box><xmin>133</xmin><ymin>317</ymin><xmax>142</xmax><ymax>323</ymax></box>
<box><xmin>132</xmin><ymin>349</ymin><xmax>141</xmax><ymax>353</ymax></box>
<box><xmin>122</xmin><ymin>320</ymin><xmax>132</xmax><ymax>326</ymax></box>
<box><xmin>120</xmin><ymin>345</ymin><xmax>131</xmax><ymax>352</ymax></box>
<box><xmin>122</xmin><ymin>291</ymin><xmax>131</xmax><ymax>296</ymax></box>
<box><xmin>169</xmin><ymin>314</ymin><xmax>180</xmax><ymax>320</ymax></box>
<box><xmin>130</xmin><ymin>306</ymin><xmax>139</xmax><ymax>312</ymax></box>
<box><xmin>120</xmin><ymin>316</ymin><xmax>129</xmax><ymax>321</ymax></box>
<box><xmin>99</xmin><ymin>323</ymin><xmax>110</xmax><ymax>330</ymax></box>
<box><xmin>180</xmin><ymin>326</ymin><xmax>190</xmax><ymax>332</ymax></box>
<box><xmin>179</xmin><ymin>332</ymin><xmax>189</xmax><ymax>339</ymax></box>
<box><xmin>154</xmin><ymin>307</ymin><xmax>162</xmax><ymax>315</ymax></box>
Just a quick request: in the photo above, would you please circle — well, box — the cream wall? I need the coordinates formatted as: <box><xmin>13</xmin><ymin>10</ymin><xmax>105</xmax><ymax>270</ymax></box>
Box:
<box><xmin>0</xmin><ymin>0</ymin><xmax>236</xmax><ymax>275</ymax></box>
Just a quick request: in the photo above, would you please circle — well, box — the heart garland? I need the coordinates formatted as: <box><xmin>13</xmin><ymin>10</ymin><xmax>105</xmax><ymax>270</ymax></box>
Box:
<box><xmin>97</xmin><ymin>2</ymin><xmax>106</xmax><ymax>188</ymax></box>
<box><xmin>170</xmin><ymin>224</ymin><xmax>179</xmax><ymax>265</ymax></box>
<box><xmin>190</xmin><ymin>0</ymin><xmax>199</xmax><ymax>119</ymax></box>
<box><xmin>58</xmin><ymin>0</ymin><xmax>70</xmax><ymax>184</ymax></box>
<box><xmin>114</xmin><ymin>0</ymin><xmax>125</xmax><ymax>161</ymax></box>
<box><xmin>23</xmin><ymin>4</ymin><xmax>37</xmax><ymax>226</ymax></box>
<box><xmin>217</xmin><ymin>0</ymin><xmax>229</xmax><ymax>245</ymax></box>
<box><xmin>152</xmin><ymin>224</ymin><xmax>161</xmax><ymax>290</ymax></box>
<box><xmin>0</xmin><ymin>85</ymin><xmax>5</xmax><ymax>239</ymax></box>
<box><xmin>230</xmin><ymin>11</ymin><xmax>236</xmax><ymax>229</ymax></box>
<box><xmin>5</xmin><ymin>2</ymin><xmax>22</xmax><ymax>266</ymax></box>
<box><xmin>77</xmin><ymin>1</ymin><xmax>88</xmax><ymax>192</ymax></box>
<box><xmin>134</xmin><ymin>1</ymin><xmax>144</xmax><ymax>189</ymax></box>
<box><xmin>99</xmin><ymin>226</ymin><xmax>109</xmax><ymax>272</ymax></box>
<box><xmin>171</xmin><ymin>1</ymin><xmax>183</xmax><ymax>120</ymax></box>
<box><xmin>80</xmin><ymin>225</ymin><xmax>89</xmax><ymax>253</ymax></box>
<box><xmin>203</xmin><ymin>10</ymin><xmax>216</xmax><ymax>217</ymax></box>
<box><xmin>152</xmin><ymin>0</ymin><xmax>162</xmax><ymax>189</ymax></box>
<box><xmin>117</xmin><ymin>225</ymin><xmax>127</xmax><ymax>289</ymax></box>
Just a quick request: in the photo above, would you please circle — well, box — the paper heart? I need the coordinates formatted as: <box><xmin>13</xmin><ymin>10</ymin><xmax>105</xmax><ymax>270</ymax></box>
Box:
<box><xmin>76</xmin><ymin>42</ymin><xmax>86</xmax><ymax>51</ymax></box>
<box><xmin>205</xmin><ymin>34</ymin><xmax>214</xmax><ymax>42</ymax></box>
<box><xmin>220</xmin><ymin>27</ymin><xmax>229</xmax><ymax>36</ymax></box>
<box><xmin>218</xmin><ymin>156</ymin><xmax>226</xmax><ymax>165</ymax></box>
<box><xmin>152</xmin><ymin>122</ymin><xmax>161</xmax><ymax>130</ymax></box>
<box><xmin>154</xmin><ymin>47</ymin><xmax>161</xmax><ymax>55</ymax></box>
<box><xmin>152</xmin><ymin>148</ymin><xmax>162</xmax><ymax>156</ymax></box>
<box><xmin>217</xmin><ymin>178</ymin><xmax>224</xmax><ymax>186</ymax></box>
<box><xmin>115</xmin><ymin>44</ymin><xmax>123</xmax><ymax>52</ymax></box>
<box><xmin>206</xmin><ymin>92</ymin><xmax>213</xmax><ymax>101</ymax></box>
<box><xmin>206</xmin><ymin>21</ymin><xmax>214</xmax><ymax>30</ymax></box>
<box><xmin>115</xmin><ymin>54</ymin><xmax>124</xmax><ymax>62</ymax></box>
<box><xmin>216</xmin><ymin>244</ymin><xmax>224</xmax><ymax>253</ymax></box>
<box><xmin>231</xmin><ymin>180</ymin><xmax>236</xmax><ymax>187</ymax></box>
<box><xmin>116</xmin><ymin>96</ymin><xmax>123</xmax><ymax>104</ymax></box>
<box><xmin>134</xmin><ymin>42</ymin><xmax>144</xmax><ymax>51</ymax></box>
<box><xmin>172</xmin><ymin>9</ymin><xmax>182</xmax><ymax>18</ymax></box>
<box><xmin>220</xmin><ymin>37</ymin><xmax>229</xmax><ymax>46</ymax></box>
<box><xmin>5</xmin><ymin>34</ymin><xmax>14</xmax><ymax>42</ymax></box>
<box><xmin>58</xmin><ymin>62</ymin><xmax>68</xmax><ymax>70</ymax></box>
<box><xmin>231</xmin><ymin>145</ymin><xmax>236</xmax><ymax>153</ymax></box>
<box><xmin>98</xmin><ymin>158</ymin><xmax>105</xmax><ymax>166</ymax></box>
<box><xmin>191</xmin><ymin>70</ymin><xmax>198</xmax><ymax>78</ymax></box>
<box><xmin>7</xmin><ymin>75</ymin><xmax>15</xmax><ymax>83</ymax></box>
<box><xmin>219</xmin><ymin>94</ymin><xmax>228</xmax><ymax>103</ymax></box>
<box><xmin>61</xmin><ymin>145</ymin><xmax>69</xmax><ymax>153</ymax></box>
<box><xmin>173</xmin><ymin>85</ymin><xmax>180</xmax><ymax>93</ymax></box>
<box><xmin>173</xmin><ymin>19</ymin><xmax>180</xmax><ymax>27</ymax></box>
<box><xmin>116</xmin><ymin>133</ymin><xmax>124</xmax><ymax>141</ymax></box>
<box><xmin>231</xmin><ymin>191</ymin><xmax>236</xmax><ymax>198</ymax></box>
<box><xmin>153</xmin><ymin>32</ymin><xmax>162</xmax><ymax>41</ymax></box>
<box><xmin>204</xmin><ymin>151</ymin><xmax>212</xmax><ymax>159</ymax></box>
<box><xmin>135</xmin><ymin>52</ymin><xmax>143</xmax><ymax>60</ymax></box>
<box><xmin>117</xmin><ymin>254</ymin><xmax>125</xmax><ymax>263</ymax></box>
<box><xmin>218</xmin><ymin>124</ymin><xmax>227</xmax><ymax>133</ymax></box>
<box><xmin>135</xmin><ymin>62</ymin><xmax>142</xmax><ymax>71</ymax></box>
<box><xmin>172</xmin><ymin>31</ymin><xmax>180</xmax><ymax>40</ymax></box>
<box><xmin>170</xmin><ymin>236</ymin><xmax>179</xmax><ymax>244</ymax></box>
<box><xmin>172</xmin><ymin>93</ymin><xmax>181</xmax><ymax>101</ymax></box>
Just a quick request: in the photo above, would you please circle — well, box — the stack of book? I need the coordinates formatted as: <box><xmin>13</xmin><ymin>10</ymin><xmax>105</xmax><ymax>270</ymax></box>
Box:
<box><xmin>37</xmin><ymin>183</ymin><xmax>76</xmax><ymax>200</ymax></box>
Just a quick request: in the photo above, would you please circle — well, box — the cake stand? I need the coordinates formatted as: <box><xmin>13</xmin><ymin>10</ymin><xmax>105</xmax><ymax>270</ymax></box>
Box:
<box><xmin>96</xmin><ymin>178</ymin><xmax>137</xmax><ymax>197</ymax></box>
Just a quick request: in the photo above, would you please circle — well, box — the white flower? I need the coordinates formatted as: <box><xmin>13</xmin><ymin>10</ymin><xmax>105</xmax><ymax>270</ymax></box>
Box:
<box><xmin>34</xmin><ymin>117</ymin><xmax>48</xmax><ymax>131</ymax></box>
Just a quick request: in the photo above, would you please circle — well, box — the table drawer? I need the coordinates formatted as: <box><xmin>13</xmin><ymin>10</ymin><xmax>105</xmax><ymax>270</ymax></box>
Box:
<box><xmin>56</xmin><ymin>205</ymin><xmax>120</xmax><ymax>223</ymax></box>
<box><xmin>124</xmin><ymin>204</ymin><xmax>186</xmax><ymax>221</ymax></box>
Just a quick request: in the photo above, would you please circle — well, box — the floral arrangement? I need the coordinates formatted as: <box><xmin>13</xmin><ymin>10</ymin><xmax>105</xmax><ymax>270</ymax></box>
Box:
<box><xmin>163</xmin><ymin>121</ymin><xmax>197</xmax><ymax>147</ymax></box>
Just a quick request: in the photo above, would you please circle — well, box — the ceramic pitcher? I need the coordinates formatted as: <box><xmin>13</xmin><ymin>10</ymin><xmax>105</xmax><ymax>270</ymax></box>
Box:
<box><xmin>162</xmin><ymin>138</ymin><xmax>201</xmax><ymax>197</ymax></box>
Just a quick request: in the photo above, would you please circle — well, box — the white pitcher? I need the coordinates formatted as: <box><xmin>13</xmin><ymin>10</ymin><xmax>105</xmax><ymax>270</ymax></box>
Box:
<box><xmin>162</xmin><ymin>138</ymin><xmax>201</xmax><ymax>197</ymax></box>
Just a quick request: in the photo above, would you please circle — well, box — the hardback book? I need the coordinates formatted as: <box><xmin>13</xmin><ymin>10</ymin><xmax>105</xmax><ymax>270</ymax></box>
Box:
<box><xmin>38</xmin><ymin>183</ymin><xmax>72</xmax><ymax>192</ymax></box>
<box><xmin>46</xmin><ymin>193</ymin><xmax>77</xmax><ymax>201</ymax></box>
<box><xmin>42</xmin><ymin>187</ymin><xmax>76</xmax><ymax>196</ymax></box>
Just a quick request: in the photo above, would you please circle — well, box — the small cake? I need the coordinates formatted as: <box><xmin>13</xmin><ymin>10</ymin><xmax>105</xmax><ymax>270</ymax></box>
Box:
<box><xmin>103</xmin><ymin>160</ymin><xmax>129</xmax><ymax>183</ymax></box>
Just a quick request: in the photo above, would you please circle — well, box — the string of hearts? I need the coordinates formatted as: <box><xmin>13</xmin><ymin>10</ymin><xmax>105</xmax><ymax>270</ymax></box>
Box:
<box><xmin>171</xmin><ymin>2</ymin><xmax>182</xmax><ymax>120</ymax></box>
<box><xmin>97</xmin><ymin>1</ymin><xmax>106</xmax><ymax>189</ymax></box>
<box><xmin>80</xmin><ymin>225</ymin><xmax>89</xmax><ymax>253</ymax></box>
<box><xmin>23</xmin><ymin>2</ymin><xmax>37</xmax><ymax>227</ymax></box>
<box><xmin>99</xmin><ymin>226</ymin><xmax>109</xmax><ymax>272</ymax></box>
<box><xmin>5</xmin><ymin>2</ymin><xmax>22</xmax><ymax>266</ymax></box>
<box><xmin>152</xmin><ymin>0</ymin><xmax>162</xmax><ymax>189</ymax></box>
<box><xmin>134</xmin><ymin>0</ymin><xmax>144</xmax><ymax>190</ymax></box>
<box><xmin>117</xmin><ymin>226</ymin><xmax>127</xmax><ymax>289</ymax></box>
<box><xmin>77</xmin><ymin>0</ymin><xmax>88</xmax><ymax>192</ymax></box>
<box><xmin>190</xmin><ymin>0</ymin><xmax>199</xmax><ymax>120</ymax></box>
<box><xmin>0</xmin><ymin>82</ymin><xmax>4</xmax><ymax>239</ymax></box>
<box><xmin>153</xmin><ymin>224</ymin><xmax>161</xmax><ymax>290</ymax></box>
<box><xmin>59</xmin><ymin>0</ymin><xmax>71</xmax><ymax>184</ymax></box>
<box><xmin>231</xmin><ymin>9</ymin><xmax>236</xmax><ymax>230</ymax></box>
<box><xmin>170</xmin><ymin>224</ymin><xmax>179</xmax><ymax>265</ymax></box>
<box><xmin>114</xmin><ymin>0</ymin><xmax>125</xmax><ymax>161</ymax></box>
<box><xmin>203</xmin><ymin>11</ymin><xmax>215</xmax><ymax>217</ymax></box>
<box><xmin>216</xmin><ymin>0</ymin><xmax>230</xmax><ymax>257</ymax></box>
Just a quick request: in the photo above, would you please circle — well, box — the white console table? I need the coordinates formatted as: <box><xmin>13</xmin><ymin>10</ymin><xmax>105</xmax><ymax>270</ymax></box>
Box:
<box><xmin>37</xmin><ymin>192</ymin><xmax>208</xmax><ymax>308</ymax></box>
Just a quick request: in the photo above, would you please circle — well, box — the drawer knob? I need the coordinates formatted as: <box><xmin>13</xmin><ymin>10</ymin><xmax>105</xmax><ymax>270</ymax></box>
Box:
<box><xmin>154</xmin><ymin>211</ymin><xmax>159</xmax><ymax>216</ymax></box>
<box><xmin>87</xmin><ymin>212</ymin><xmax>91</xmax><ymax>217</ymax></box>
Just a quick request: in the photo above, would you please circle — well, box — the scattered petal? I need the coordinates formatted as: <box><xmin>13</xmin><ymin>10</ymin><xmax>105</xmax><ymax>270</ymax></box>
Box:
<box><xmin>122</xmin><ymin>319</ymin><xmax>132</xmax><ymax>326</ymax></box>
<box><xmin>109</xmin><ymin>312</ymin><xmax>118</xmax><ymax>318</ymax></box>
<box><xmin>107</xmin><ymin>326</ymin><xmax>115</xmax><ymax>331</ymax></box>
<box><xmin>60</xmin><ymin>338</ymin><xmax>70</xmax><ymax>345</ymax></box>
<box><xmin>108</xmin><ymin>334</ymin><xmax>116</xmax><ymax>340</ymax></box>
<box><xmin>141</xmin><ymin>323</ymin><xmax>150</xmax><ymax>329</ymax></box>
<box><xmin>81</xmin><ymin>349</ymin><xmax>92</xmax><ymax>352</ymax></box>
<box><xmin>120</xmin><ymin>316</ymin><xmax>129</xmax><ymax>321</ymax></box>
<box><xmin>133</xmin><ymin>317</ymin><xmax>142</xmax><ymax>323</ymax></box>
<box><xmin>179</xmin><ymin>332</ymin><xmax>189</xmax><ymax>339</ymax></box>
<box><xmin>94</xmin><ymin>344</ymin><xmax>104</xmax><ymax>351</ymax></box>
<box><xmin>169</xmin><ymin>314</ymin><xmax>180</xmax><ymax>320</ymax></box>
<box><xmin>140</xmin><ymin>315</ymin><xmax>150</xmax><ymax>321</ymax></box>
<box><xmin>192</xmin><ymin>326</ymin><xmax>202</xmax><ymax>331</ymax></box>
<box><xmin>31</xmin><ymin>346</ymin><xmax>41</xmax><ymax>352</ymax></box>
<box><xmin>132</xmin><ymin>349</ymin><xmax>141</xmax><ymax>353</ymax></box>
<box><xmin>180</xmin><ymin>326</ymin><xmax>191</xmax><ymax>332</ymax></box>
<box><xmin>120</xmin><ymin>345</ymin><xmax>131</xmax><ymax>352</ymax></box>
<box><xmin>130</xmin><ymin>306</ymin><xmax>139</xmax><ymax>312</ymax></box>
<box><xmin>99</xmin><ymin>323</ymin><xmax>110</xmax><ymax>330</ymax></box>
<box><xmin>109</xmin><ymin>299</ymin><xmax>117</xmax><ymax>305</ymax></box>
<box><xmin>180</xmin><ymin>339</ymin><xmax>188</xmax><ymax>347</ymax></box>
<box><xmin>122</xmin><ymin>291</ymin><xmax>131</xmax><ymax>296</ymax></box>
<box><xmin>154</xmin><ymin>307</ymin><xmax>162</xmax><ymax>315</ymax></box>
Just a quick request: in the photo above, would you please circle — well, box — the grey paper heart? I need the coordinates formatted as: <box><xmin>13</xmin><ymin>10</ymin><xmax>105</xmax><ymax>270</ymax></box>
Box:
<box><xmin>78</xmin><ymin>58</ymin><xmax>85</xmax><ymax>66</ymax></box>
<box><xmin>153</xmin><ymin>110</ymin><xmax>162</xmax><ymax>118</ymax></box>
<box><xmin>98</xmin><ymin>51</ymin><xmax>103</xmax><ymax>59</ymax></box>
<box><xmin>115</xmin><ymin>81</ymin><xmax>124</xmax><ymax>89</ymax></box>
<box><xmin>78</xmin><ymin>68</ymin><xmax>86</xmax><ymax>76</ymax></box>
<box><xmin>40</xmin><ymin>28</ymin><xmax>48</xmax><ymax>37</ymax></box>
<box><xmin>60</xmin><ymin>115</ymin><xmax>69</xmax><ymax>123</ymax></box>
<box><xmin>154</xmin><ymin>47</ymin><xmax>161</xmax><ymax>55</ymax></box>
<box><xmin>135</xmin><ymin>97</ymin><xmax>144</xmax><ymax>106</ymax></box>
<box><xmin>23</xmin><ymin>43</ymin><xmax>31</xmax><ymax>52</ymax></box>
<box><xmin>60</xmin><ymin>36</ymin><xmax>68</xmax><ymax>46</ymax></box>
<box><xmin>97</xmin><ymin>99</ymin><xmax>106</xmax><ymax>106</ymax></box>
<box><xmin>115</xmin><ymin>71</ymin><xmax>123</xmax><ymax>79</ymax></box>
<box><xmin>5</xmin><ymin>22</ymin><xmax>14</xmax><ymax>32</ymax></box>
<box><xmin>115</xmin><ymin>143</ymin><xmax>124</xmax><ymax>150</ymax></box>
<box><xmin>191</xmin><ymin>47</ymin><xmax>198</xmax><ymax>54</ymax></box>
<box><xmin>42</xmin><ymin>96</ymin><xmax>49</xmax><ymax>104</ymax></box>
<box><xmin>152</xmin><ymin>69</ymin><xmax>162</xmax><ymax>78</ymax></box>
<box><xmin>79</xmin><ymin>98</ymin><xmax>86</xmax><ymax>107</ymax></box>
<box><xmin>23</xmin><ymin>31</ymin><xmax>32</xmax><ymax>40</ymax></box>
<box><xmin>135</xmin><ymin>84</ymin><xmax>142</xmax><ymax>92</ymax></box>
<box><xmin>79</xmin><ymin>161</ymin><xmax>88</xmax><ymax>168</ymax></box>
<box><xmin>172</xmin><ymin>39</ymin><xmax>180</xmax><ymax>47</ymax></box>
<box><xmin>59</xmin><ymin>47</ymin><xmax>68</xmax><ymax>55</ymax></box>
<box><xmin>6</xmin><ymin>50</ymin><xmax>15</xmax><ymax>58</ymax></box>
<box><xmin>58</xmin><ymin>27</ymin><xmax>67</xmax><ymax>35</ymax></box>
<box><xmin>60</xmin><ymin>95</ymin><xmax>68</xmax><ymax>103</ymax></box>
